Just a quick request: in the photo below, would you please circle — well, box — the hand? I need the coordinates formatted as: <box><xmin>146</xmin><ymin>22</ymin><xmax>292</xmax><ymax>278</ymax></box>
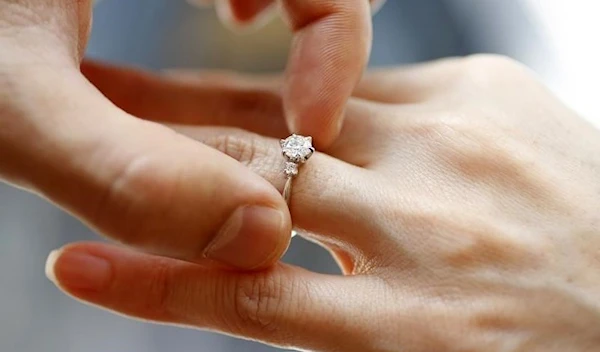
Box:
<box><xmin>0</xmin><ymin>0</ymin><xmax>372</xmax><ymax>270</ymax></box>
<box><xmin>47</xmin><ymin>55</ymin><xmax>600</xmax><ymax>351</ymax></box>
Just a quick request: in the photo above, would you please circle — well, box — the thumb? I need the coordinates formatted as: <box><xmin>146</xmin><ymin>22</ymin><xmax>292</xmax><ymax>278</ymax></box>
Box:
<box><xmin>1</xmin><ymin>1</ymin><xmax>291</xmax><ymax>270</ymax></box>
<box><xmin>1</xmin><ymin>68</ymin><xmax>291</xmax><ymax>270</ymax></box>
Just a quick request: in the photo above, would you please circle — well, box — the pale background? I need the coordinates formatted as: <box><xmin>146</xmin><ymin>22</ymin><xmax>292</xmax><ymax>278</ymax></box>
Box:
<box><xmin>1</xmin><ymin>1</ymin><xmax>599</xmax><ymax>351</ymax></box>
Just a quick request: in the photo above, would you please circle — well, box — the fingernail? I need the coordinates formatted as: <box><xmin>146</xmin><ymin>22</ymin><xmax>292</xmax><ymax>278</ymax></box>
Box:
<box><xmin>45</xmin><ymin>248</ymin><xmax>112</xmax><ymax>291</ymax></box>
<box><xmin>45</xmin><ymin>249</ymin><xmax>61</xmax><ymax>284</ymax></box>
<box><xmin>205</xmin><ymin>206</ymin><xmax>288</xmax><ymax>270</ymax></box>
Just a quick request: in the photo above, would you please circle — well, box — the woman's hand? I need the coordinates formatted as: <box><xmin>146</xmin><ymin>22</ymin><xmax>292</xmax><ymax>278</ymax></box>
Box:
<box><xmin>0</xmin><ymin>0</ymin><xmax>372</xmax><ymax>270</ymax></box>
<box><xmin>48</xmin><ymin>55</ymin><xmax>600</xmax><ymax>351</ymax></box>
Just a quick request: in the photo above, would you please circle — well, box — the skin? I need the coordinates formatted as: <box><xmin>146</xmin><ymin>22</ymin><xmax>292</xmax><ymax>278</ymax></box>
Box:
<box><xmin>3</xmin><ymin>1</ymin><xmax>600</xmax><ymax>351</ymax></box>
<box><xmin>0</xmin><ymin>0</ymin><xmax>374</xmax><ymax>270</ymax></box>
<box><xmin>52</xmin><ymin>57</ymin><xmax>600</xmax><ymax>351</ymax></box>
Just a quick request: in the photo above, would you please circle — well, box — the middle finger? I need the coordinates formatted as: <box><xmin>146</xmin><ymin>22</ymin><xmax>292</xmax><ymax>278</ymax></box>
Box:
<box><xmin>82</xmin><ymin>60</ymin><xmax>384</xmax><ymax>165</ymax></box>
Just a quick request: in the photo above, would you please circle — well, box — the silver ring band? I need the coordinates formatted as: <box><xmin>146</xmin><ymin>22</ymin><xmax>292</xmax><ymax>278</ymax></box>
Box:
<box><xmin>280</xmin><ymin>134</ymin><xmax>315</xmax><ymax>237</ymax></box>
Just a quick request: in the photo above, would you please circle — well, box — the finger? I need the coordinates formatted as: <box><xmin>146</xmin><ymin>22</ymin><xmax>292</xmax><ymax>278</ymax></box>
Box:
<box><xmin>280</xmin><ymin>0</ymin><xmax>372</xmax><ymax>148</ymax></box>
<box><xmin>163</xmin><ymin>65</ymin><xmax>416</xmax><ymax>104</ymax></box>
<box><xmin>46</xmin><ymin>242</ymin><xmax>381</xmax><ymax>351</ymax></box>
<box><xmin>1</xmin><ymin>66</ymin><xmax>291</xmax><ymax>271</ymax></box>
<box><xmin>82</xmin><ymin>61</ymin><xmax>389</xmax><ymax>166</ymax></box>
<box><xmin>81</xmin><ymin>60</ymin><xmax>288</xmax><ymax>137</ymax></box>
<box><xmin>170</xmin><ymin>125</ymin><xmax>383</xmax><ymax>251</ymax></box>
<box><xmin>82</xmin><ymin>60</ymin><xmax>385</xmax><ymax>159</ymax></box>
<box><xmin>164</xmin><ymin>63</ymin><xmax>451</xmax><ymax>105</ymax></box>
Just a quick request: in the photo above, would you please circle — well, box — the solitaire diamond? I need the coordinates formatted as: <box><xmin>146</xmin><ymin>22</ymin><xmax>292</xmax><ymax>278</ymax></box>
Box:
<box><xmin>280</xmin><ymin>134</ymin><xmax>315</xmax><ymax>163</ymax></box>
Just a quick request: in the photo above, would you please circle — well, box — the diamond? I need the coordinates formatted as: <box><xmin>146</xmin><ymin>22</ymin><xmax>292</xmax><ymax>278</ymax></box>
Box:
<box><xmin>280</xmin><ymin>134</ymin><xmax>315</xmax><ymax>163</ymax></box>
<box><xmin>284</xmin><ymin>162</ymin><xmax>299</xmax><ymax>177</ymax></box>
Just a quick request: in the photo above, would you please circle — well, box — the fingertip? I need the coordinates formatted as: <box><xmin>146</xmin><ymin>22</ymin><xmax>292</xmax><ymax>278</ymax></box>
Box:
<box><xmin>283</xmin><ymin>64</ymin><xmax>349</xmax><ymax>147</ymax></box>
<box><xmin>47</xmin><ymin>244</ymin><xmax>113</xmax><ymax>292</ymax></box>
<box><xmin>285</xmin><ymin>94</ymin><xmax>346</xmax><ymax>149</ymax></box>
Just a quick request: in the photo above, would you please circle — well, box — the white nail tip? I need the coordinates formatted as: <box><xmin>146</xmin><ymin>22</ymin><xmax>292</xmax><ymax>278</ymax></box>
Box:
<box><xmin>45</xmin><ymin>249</ymin><xmax>61</xmax><ymax>284</ymax></box>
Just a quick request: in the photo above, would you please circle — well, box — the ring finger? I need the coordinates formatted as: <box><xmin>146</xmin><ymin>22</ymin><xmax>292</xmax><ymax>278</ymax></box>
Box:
<box><xmin>172</xmin><ymin>125</ymin><xmax>380</xmax><ymax>252</ymax></box>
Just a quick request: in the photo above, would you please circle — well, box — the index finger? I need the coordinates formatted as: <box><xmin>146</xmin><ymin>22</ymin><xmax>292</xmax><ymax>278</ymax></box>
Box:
<box><xmin>280</xmin><ymin>0</ymin><xmax>372</xmax><ymax>148</ymax></box>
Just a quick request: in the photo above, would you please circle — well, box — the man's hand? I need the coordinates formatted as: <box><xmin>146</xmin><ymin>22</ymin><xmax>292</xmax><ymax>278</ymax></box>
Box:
<box><xmin>0</xmin><ymin>0</ymin><xmax>376</xmax><ymax>269</ymax></box>
<box><xmin>0</xmin><ymin>0</ymin><xmax>296</xmax><ymax>270</ymax></box>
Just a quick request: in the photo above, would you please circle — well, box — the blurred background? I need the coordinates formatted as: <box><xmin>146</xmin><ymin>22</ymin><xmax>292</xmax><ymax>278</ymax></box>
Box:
<box><xmin>1</xmin><ymin>1</ymin><xmax>599</xmax><ymax>351</ymax></box>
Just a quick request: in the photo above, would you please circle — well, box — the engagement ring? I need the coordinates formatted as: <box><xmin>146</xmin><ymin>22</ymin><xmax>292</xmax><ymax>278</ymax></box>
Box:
<box><xmin>280</xmin><ymin>134</ymin><xmax>315</xmax><ymax>237</ymax></box>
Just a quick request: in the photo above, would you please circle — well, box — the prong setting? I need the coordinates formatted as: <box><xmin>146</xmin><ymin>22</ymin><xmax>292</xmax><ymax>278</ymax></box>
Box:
<box><xmin>280</xmin><ymin>134</ymin><xmax>315</xmax><ymax>165</ymax></box>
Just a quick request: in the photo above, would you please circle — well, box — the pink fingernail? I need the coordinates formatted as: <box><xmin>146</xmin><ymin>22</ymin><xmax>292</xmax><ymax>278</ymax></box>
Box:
<box><xmin>46</xmin><ymin>249</ymin><xmax>112</xmax><ymax>291</ymax></box>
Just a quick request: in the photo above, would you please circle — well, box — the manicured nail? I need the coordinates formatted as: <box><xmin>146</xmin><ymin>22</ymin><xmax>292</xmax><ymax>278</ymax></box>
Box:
<box><xmin>45</xmin><ymin>248</ymin><xmax>112</xmax><ymax>291</ymax></box>
<box><xmin>205</xmin><ymin>206</ymin><xmax>287</xmax><ymax>270</ymax></box>
<box><xmin>45</xmin><ymin>249</ymin><xmax>61</xmax><ymax>284</ymax></box>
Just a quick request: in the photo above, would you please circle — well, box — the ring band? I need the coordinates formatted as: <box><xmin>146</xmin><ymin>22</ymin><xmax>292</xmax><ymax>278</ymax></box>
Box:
<box><xmin>280</xmin><ymin>134</ymin><xmax>315</xmax><ymax>237</ymax></box>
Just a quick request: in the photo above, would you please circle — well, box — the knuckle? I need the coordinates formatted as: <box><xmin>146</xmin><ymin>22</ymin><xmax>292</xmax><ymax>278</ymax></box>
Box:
<box><xmin>404</xmin><ymin>111</ymin><xmax>483</xmax><ymax>148</ymax></box>
<box><xmin>233</xmin><ymin>271</ymin><xmax>288</xmax><ymax>334</ymax></box>
<box><xmin>461</xmin><ymin>53</ymin><xmax>523</xmax><ymax>74</ymax></box>
<box><xmin>456</xmin><ymin>54</ymin><xmax>534</xmax><ymax>86</ymax></box>
<box><xmin>204</xmin><ymin>130</ymin><xmax>280</xmax><ymax>180</ymax></box>
<box><xmin>208</xmin><ymin>132</ymin><xmax>266</xmax><ymax>166</ymax></box>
